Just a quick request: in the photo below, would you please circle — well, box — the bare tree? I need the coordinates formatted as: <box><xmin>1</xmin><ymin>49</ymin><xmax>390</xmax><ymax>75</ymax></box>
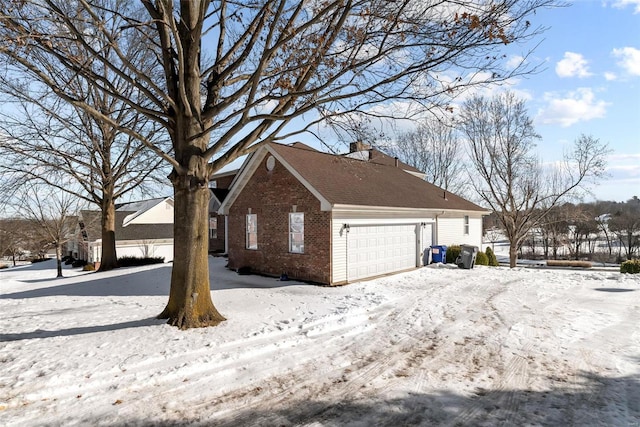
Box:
<box><xmin>0</xmin><ymin>8</ymin><xmax>169</xmax><ymax>271</ymax></box>
<box><xmin>459</xmin><ymin>92</ymin><xmax>609</xmax><ymax>267</ymax></box>
<box><xmin>609</xmin><ymin>198</ymin><xmax>640</xmax><ymax>261</ymax></box>
<box><xmin>0</xmin><ymin>218</ymin><xmax>32</xmax><ymax>266</ymax></box>
<box><xmin>326</xmin><ymin>112</ymin><xmax>392</xmax><ymax>154</ymax></box>
<box><xmin>13</xmin><ymin>185</ymin><xmax>82</xmax><ymax>277</ymax></box>
<box><xmin>566</xmin><ymin>205</ymin><xmax>598</xmax><ymax>260</ymax></box>
<box><xmin>383</xmin><ymin>116</ymin><xmax>467</xmax><ymax>194</ymax></box>
<box><xmin>539</xmin><ymin>204</ymin><xmax>570</xmax><ymax>260</ymax></box>
<box><xmin>0</xmin><ymin>0</ymin><xmax>558</xmax><ymax>328</ymax></box>
<box><xmin>593</xmin><ymin>202</ymin><xmax>616</xmax><ymax>260</ymax></box>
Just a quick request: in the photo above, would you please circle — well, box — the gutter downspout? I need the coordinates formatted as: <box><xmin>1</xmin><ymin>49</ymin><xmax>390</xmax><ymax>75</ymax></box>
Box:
<box><xmin>224</xmin><ymin>216</ymin><xmax>229</xmax><ymax>255</ymax></box>
<box><xmin>434</xmin><ymin>211</ymin><xmax>445</xmax><ymax>245</ymax></box>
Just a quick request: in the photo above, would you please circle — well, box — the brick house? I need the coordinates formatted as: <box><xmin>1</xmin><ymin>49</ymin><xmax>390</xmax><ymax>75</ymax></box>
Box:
<box><xmin>219</xmin><ymin>143</ymin><xmax>488</xmax><ymax>285</ymax></box>
<box><xmin>208</xmin><ymin>169</ymin><xmax>238</xmax><ymax>254</ymax></box>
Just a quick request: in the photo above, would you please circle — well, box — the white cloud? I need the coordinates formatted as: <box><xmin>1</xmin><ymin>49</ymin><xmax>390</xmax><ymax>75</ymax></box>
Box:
<box><xmin>611</xmin><ymin>0</ymin><xmax>640</xmax><ymax>14</ymax></box>
<box><xmin>506</xmin><ymin>55</ymin><xmax>525</xmax><ymax>70</ymax></box>
<box><xmin>603</xmin><ymin>153</ymin><xmax>640</xmax><ymax>197</ymax></box>
<box><xmin>604</xmin><ymin>72</ymin><xmax>618</xmax><ymax>81</ymax></box>
<box><xmin>556</xmin><ymin>52</ymin><xmax>593</xmax><ymax>78</ymax></box>
<box><xmin>612</xmin><ymin>47</ymin><xmax>640</xmax><ymax>75</ymax></box>
<box><xmin>536</xmin><ymin>88</ymin><xmax>609</xmax><ymax>127</ymax></box>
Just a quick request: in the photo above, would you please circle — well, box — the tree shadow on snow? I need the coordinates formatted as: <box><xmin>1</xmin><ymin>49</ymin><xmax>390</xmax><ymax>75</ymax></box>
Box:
<box><xmin>0</xmin><ymin>317</ymin><xmax>166</xmax><ymax>342</ymax></box>
<box><xmin>118</xmin><ymin>371</ymin><xmax>639</xmax><ymax>427</ymax></box>
<box><xmin>2</xmin><ymin>259</ymin><xmax>313</xmax><ymax>300</ymax></box>
<box><xmin>0</xmin><ymin>267</ymin><xmax>174</xmax><ymax>299</ymax></box>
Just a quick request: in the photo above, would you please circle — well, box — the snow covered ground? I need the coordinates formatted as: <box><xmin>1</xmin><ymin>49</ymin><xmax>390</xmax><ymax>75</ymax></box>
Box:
<box><xmin>1</xmin><ymin>257</ymin><xmax>639</xmax><ymax>426</ymax></box>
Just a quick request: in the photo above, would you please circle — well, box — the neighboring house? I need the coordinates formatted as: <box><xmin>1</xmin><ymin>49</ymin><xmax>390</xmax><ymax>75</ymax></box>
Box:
<box><xmin>208</xmin><ymin>169</ymin><xmax>238</xmax><ymax>254</ymax></box>
<box><xmin>209</xmin><ymin>188</ymin><xmax>230</xmax><ymax>254</ymax></box>
<box><xmin>76</xmin><ymin>197</ymin><xmax>174</xmax><ymax>263</ymax></box>
<box><xmin>219</xmin><ymin>142</ymin><xmax>488</xmax><ymax>285</ymax></box>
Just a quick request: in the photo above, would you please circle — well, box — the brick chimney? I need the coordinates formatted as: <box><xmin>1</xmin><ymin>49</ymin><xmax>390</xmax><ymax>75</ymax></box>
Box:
<box><xmin>349</xmin><ymin>141</ymin><xmax>371</xmax><ymax>153</ymax></box>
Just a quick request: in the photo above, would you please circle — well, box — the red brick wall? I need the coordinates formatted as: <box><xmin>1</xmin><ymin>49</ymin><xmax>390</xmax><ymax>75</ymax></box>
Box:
<box><xmin>213</xmin><ymin>174</ymin><xmax>235</xmax><ymax>190</ymax></box>
<box><xmin>208</xmin><ymin>213</ymin><xmax>226</xmax><ymax>253</ymax></box>
<box><xmin>227</xmin><ymin>155</ymin><xmax>331</xmax><ymax>284</ymax></box>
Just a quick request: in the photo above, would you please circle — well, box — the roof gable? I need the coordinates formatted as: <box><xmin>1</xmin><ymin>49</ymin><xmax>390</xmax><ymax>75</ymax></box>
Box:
<box><xmin>220</xmin><ymin>144</ymin><xmax>333</xmax><ymax>214</ymax></box>
<box><xmin>119</xmin><ymin>197</ymin><xmax>173</xmax><ymax>227</ymax></box>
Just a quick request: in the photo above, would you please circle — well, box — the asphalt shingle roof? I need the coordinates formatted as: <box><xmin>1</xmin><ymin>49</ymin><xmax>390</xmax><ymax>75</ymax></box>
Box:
<box><xmin>269</xmin><ymin>143</ymin><xmax>485</xmax><ymax>212</ymax></box>
<box><xmin>80</xmin><ymin>210</ymin><xmax>173</xmax><ymax>242</ymax></box>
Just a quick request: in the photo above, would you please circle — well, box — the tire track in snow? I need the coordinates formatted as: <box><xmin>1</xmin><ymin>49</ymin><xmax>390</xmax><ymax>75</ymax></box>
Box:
<box><xmin>211</xmin><ymin>296</ymin><xmax>434</xmax><ymax>426</ymax></box>
<box><xmin>445</xmin><ymin>282</ymin><xmax>534</xmax><ymax>426</ymax></box>
<box><xmin>9</xmin><ymin>296</ymin><xmax>393</xmax><ymax>423</ymax></box>
<box><xmin>180</xmin><ymin>297</ymin><xmax>418</xmax><ymax>424</ymax></box>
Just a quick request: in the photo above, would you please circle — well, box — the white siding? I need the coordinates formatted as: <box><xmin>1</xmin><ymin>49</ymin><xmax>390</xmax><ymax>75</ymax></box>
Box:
<box><xmin>436</xmin><ymin>215</ymin><xmax>483</xmax><ymax>248</ymax></box>
<box><xmin>331</xmin><ymin>220</ymin><xmax>348</xmax><ymax>284</ymax></box>
<box><xmin>116</xmin><ymin>240</ymin><xmax>174</xmax><ymax>262</ymax></box>
<box><xmin>87</xmin><ymin>240</ymin><xmax>173</xmax><ymax>263</ymax></box>
<box><xmin>420</xmin><ymin>223</ymin><xmax>434</xmax><ymax>265</ymax></box>
<box><xmin>467</xmin><ymin>216</ymin><xmax>483</xmax><ymax>248</ymax></box>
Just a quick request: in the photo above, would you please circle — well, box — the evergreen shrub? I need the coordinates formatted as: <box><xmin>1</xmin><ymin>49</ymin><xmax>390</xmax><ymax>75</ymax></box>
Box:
<box><xmin>72</xmin><ymin>259</ymin><xmax>88</xmax><ymax>268</ymax></box>
<box><xmin>446</xmin><ymin>245</ymin><xmax>461</xmax><ymax>264</ymax></box>
<box><xmin>621</xmin><ymin>259</ymin><xmax>640</xmax><ymax>274</ymax></box>
<box><xmin>485</xmin><ymin>247</ymin><xmax>499</xmax><ymax>266</ymax></box>
<box><xmin>475</xmin><ymin>252</ymin><xmax>489</xmax><ymax>266</ymax></box>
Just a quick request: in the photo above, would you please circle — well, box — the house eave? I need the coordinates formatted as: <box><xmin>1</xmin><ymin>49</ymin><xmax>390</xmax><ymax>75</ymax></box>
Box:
<box><xmin>331</xmin><ymin>204</ymin><xmax>491</xmax><ymax>216</ymax></box>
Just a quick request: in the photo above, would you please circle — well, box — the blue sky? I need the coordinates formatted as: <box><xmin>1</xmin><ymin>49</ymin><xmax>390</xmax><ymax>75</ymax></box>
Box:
<box><xmin>112</xmin><ymin>0</ymin><xmax>636</xmax><ymax>204</ymax></box>
<box><xmin>281</xmin><ymin>1</ymin><xmax>640</xmax><ymax>203</ymax></box>
<box><xmin>504</xmin><ymin>0</ymin><xmax>640</xmax><ymax>202</ymax></box>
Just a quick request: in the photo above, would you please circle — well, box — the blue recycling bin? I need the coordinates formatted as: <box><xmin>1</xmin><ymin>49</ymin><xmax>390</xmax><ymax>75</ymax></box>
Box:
<box><xmin>430</xmin><ymin>245</ymin><xmax>447</xmax><ymax>264</ymax></box>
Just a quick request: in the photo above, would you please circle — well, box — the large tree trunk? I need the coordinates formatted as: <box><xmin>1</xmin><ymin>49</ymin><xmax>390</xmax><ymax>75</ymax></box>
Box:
<box><xmin>99</xmin><ymin>196</ymin><xmax>118</xmax><ymax>271</ymax></box>
<box><xmin>56</xmin><ymin>244</ymin><xmax>63</xmax><ymax>278</ymax></box>
<box><xmin>158</xmin><ymin>167</ymin><xmax>225</xmax><ymax>329</ymax></box>
<box><xmin>509</xmin><ymin>241</ymin><xmax>518</xmax><ymax>268</ymax></box>
<box><xmin>157</xmin><ymin>2</ymin><xmax>225</xmax><ymax>328</ymax></box>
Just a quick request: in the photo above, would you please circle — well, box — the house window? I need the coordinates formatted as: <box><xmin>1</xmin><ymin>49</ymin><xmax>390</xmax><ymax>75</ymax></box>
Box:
<box><xmin>464</xmin><ymin>215</ymin><xmax>470</xmax><ymax>235</ymax></box>
<box><xmin>246</xmin><ymin>214</ymin><xmax>257</xmax><ymax>250</ymax></box>
<box><xmin>289</xmin><ymin>212</ymin><xmax>304</xmax><ymax>253</ymax></box>
<box><xmin>209</xmin><ymin>216</ymin><xmax>218</xmax><ymax>239</ymax></box>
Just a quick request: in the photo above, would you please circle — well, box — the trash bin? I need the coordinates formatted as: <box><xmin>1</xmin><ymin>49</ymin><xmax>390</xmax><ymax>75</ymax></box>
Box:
<box><xmin>430</xmin><ymin>245</ymin><xmax>447</xmax><ymax>264</ymax></box>
<box><xmin>456</xmin><ymin>245</ymin><xmax>479</xmax><ymax>269</ymax></box>
<box><xmin>422</xmin><ymin>247</ymin><xmax>431</xmax><ymax>266</ymax></box>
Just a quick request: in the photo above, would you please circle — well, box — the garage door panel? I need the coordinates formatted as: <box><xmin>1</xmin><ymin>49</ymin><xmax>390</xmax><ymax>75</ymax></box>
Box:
<box><xmin>347</xmin><ymin>224</ymin><xmax>416</xmax><ymax>281</ymax></box>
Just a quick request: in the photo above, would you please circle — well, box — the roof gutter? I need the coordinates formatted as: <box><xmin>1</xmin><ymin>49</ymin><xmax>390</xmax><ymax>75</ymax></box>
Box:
<box><xmin>331</xmin><ymin>204</ymin><xmax>490</xmax><ymax>215</ymax></box>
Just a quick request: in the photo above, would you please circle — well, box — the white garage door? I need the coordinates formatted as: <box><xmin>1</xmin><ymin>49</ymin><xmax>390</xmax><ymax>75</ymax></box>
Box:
<box><xmin>347</xmin><ymin>224</ymin><xmax>417</xmax><ymax>281</ymax></box>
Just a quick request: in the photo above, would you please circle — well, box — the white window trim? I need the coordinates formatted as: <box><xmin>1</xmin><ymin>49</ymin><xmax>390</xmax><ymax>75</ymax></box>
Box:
<box><xmin>209</xmin><ymin>216</ymin><xmax>218</xmax><ymax>239</ymax></box>
<box><xmin>464</xmin><ymin>215</ymin><xmax>470</xmax><ymax>235</ymax></box>
<box><xmin>289</xmin><ymin>212</ymin><xmax>304</xmax><ymax>254</ymax></box>
<box><xmin>246</xmin><ymin>214</ymin><xmax>257</xmax><ymax>250</ymax></box>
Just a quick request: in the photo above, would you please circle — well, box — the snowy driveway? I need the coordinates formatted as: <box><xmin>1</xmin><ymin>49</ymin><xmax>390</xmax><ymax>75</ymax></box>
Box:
<box><xmin>1</xmin><ymin>258</ymin><xmax>639</xmax><ymax>426</ymax></box>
